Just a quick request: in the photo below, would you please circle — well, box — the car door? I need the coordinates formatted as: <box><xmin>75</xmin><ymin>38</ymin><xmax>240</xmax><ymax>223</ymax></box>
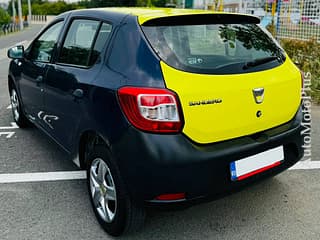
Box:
<box><xmin>18</xmin><ymin>21</ymin><xmax>64</xmax><ymax>125</ymax></box>
<box><xmin>43</xmin><ymin>19</ymin><xmax>112</xmax><ymax>150</ymax></box>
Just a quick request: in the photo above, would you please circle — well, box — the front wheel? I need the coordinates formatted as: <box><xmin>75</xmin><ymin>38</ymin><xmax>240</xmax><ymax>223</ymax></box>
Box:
<box><xmin>10</xmin><ymin>87</ymin><xmax>30</xmax><ymax>128</ymax></box>
<box><xmin>86</xmin><ymin>146</ymin><xmax>145</xmax><ymax>236</ymax></box>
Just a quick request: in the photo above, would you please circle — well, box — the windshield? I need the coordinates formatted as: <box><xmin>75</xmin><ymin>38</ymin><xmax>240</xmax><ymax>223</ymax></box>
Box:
<box><xmin>142</xmin><ymin>24</ymin><xmax>285</xmax><ymax>74</ymax></box>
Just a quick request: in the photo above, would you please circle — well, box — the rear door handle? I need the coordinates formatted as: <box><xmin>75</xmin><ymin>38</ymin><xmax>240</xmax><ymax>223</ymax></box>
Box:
<box><xmin>35</xmin><ymin>76</ymin><xmax>43</xmax><ymax>82</ymax></box>
<box><xmin>35</xmin><ymin>76</ymin><xmax>43</xmax><ymax>87</ymax></box>
<box><xmin>72</xmin><ymin>89</ymin><xmax>84</xmax><ymax>99</ymax></box>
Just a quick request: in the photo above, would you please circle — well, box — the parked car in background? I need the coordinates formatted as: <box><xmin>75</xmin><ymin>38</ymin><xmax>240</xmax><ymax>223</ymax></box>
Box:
<box><xmin>7</xmin><ymin>8</ymin><xmax>304</xmax><ymax>236</ymax></box>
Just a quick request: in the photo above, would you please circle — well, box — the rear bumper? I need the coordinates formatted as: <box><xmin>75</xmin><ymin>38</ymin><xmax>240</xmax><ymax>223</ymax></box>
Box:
<box><xmin>112</xmin><ymin>105</ymin><xmax>304</xmax><ymax>204</ymax></box>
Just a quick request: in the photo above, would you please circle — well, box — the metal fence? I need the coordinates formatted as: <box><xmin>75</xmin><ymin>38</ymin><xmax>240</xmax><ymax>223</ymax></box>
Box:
<box><xmin>0</xmin><ymin>23</ymin><xmax>22</xmax><ymax>36</ymax></box>
<box><xmin>276</xmin><ymin>0</ymin><xmax>320</xmax><ymax>41</ymax></box>
<box><xmin>0</xmin><ymin>15</ymin><xmax>50</xmax><ymax>37</ymax></box>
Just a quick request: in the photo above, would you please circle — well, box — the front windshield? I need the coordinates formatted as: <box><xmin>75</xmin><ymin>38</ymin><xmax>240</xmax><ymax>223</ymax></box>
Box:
<box><xmin>142</xmin><ymin>24</ymin><xmax>285</xmax><ymax>74</ymax></box>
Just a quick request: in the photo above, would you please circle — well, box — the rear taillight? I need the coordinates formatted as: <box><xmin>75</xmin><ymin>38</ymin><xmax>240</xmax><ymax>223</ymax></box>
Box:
<box><xmin>117</xmin><ymin>87</ymin><xmax>183</xmax><ymax>133</ymax></box>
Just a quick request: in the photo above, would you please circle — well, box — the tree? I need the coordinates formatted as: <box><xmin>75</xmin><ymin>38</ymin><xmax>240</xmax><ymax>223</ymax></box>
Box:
<box><xmin>0</xmin><ymin>7</ymin><xmax>11</xmax><ymax>25</ymax></box>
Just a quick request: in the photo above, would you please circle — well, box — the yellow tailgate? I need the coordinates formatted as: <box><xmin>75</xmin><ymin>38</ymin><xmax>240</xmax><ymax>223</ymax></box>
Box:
<box><xmin>161</xmin><ymin>58</ymin><xmax>301</xmax><ymax>144</ymax></box>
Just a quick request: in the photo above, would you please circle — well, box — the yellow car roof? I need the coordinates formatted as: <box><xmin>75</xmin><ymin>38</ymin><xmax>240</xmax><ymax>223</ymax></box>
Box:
<box><xmin>97</xmin><ymin>7</ymin><xmax>254</xmax><ymax>25</ymax></box>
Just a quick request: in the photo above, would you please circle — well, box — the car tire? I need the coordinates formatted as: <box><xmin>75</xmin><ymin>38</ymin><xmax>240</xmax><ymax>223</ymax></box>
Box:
<box><xmin>86</xmin><ymin>146</ymin><xmax>145</xmax><ymax>236</ymax></box>
<box><xmin>10</xmin><ymin>86</ymin><xmax>30</xmax><ymax>128</ymax></box>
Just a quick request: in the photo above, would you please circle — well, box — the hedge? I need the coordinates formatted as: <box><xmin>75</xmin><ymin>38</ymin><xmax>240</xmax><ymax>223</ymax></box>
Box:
<box><xmin>281</xmin><ymin>38</ymin><xmax>320</xmax><ymax>103</ymax></box>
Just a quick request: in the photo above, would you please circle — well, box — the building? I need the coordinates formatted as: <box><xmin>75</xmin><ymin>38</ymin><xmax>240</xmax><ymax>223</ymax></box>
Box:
<box><xmin>180</xmin><ymin>0</ymin><xmax>266</xmax><ymax>14</ymax></box>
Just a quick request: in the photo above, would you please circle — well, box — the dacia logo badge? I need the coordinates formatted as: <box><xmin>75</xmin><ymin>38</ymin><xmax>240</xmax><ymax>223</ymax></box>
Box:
<box><xmin>252</xmin><ymin>88</ymin><xmax>264</xmax><ymax>104</ymax></box>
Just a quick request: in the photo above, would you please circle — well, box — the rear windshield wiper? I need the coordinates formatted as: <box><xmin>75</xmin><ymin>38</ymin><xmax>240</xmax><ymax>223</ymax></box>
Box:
<box><xmin>243</xmin><ymin>56</ymin><xmax>281</xmax><ymax>70</ymax></box>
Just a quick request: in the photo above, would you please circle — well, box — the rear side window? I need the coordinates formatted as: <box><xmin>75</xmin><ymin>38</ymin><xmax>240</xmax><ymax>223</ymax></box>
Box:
<box><xmin>91</xmin><ymin>23</ymin><xmax>112</xmax><ymax>64</ymax></box>
<box><xmin>142</xmin><ymin>23</ymin><xmax>285</xmax><ymax>74</ymax></box>
<box><xmin>58</xmin><ymin>19</ymin><xmax>112</xmax><ymax>67</ymax></box>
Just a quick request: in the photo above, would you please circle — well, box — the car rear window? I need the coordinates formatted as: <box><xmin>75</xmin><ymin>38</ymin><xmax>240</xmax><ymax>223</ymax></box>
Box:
<box><xmin>142</xmin><ymin>19</ymin><xmax>285</xmax><ymax>74</ymax></box>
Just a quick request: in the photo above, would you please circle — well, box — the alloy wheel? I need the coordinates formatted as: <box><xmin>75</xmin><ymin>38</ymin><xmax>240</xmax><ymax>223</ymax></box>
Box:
<box><xmin>11</xmin><ymin>89</ymin><xmax>20</xmax><ymax>122</ymax></box>
<box><xmin>89</xmin><ymin>158</ymin><xmax>117</xmax><ymax>223</ymax></box>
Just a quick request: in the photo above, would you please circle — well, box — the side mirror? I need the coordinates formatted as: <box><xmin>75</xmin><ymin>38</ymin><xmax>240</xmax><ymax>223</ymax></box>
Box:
<box><xmin>7</xmin><ymin>45</ymin><xmax>24</xmax><ymax>59</ymax></box>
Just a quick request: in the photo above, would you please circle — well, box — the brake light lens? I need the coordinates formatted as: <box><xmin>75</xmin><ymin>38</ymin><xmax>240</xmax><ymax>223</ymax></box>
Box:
<box><xmin>117</xmin><ymin>87</ymin><xmax>183</xmax><ymax>133</ymax></box>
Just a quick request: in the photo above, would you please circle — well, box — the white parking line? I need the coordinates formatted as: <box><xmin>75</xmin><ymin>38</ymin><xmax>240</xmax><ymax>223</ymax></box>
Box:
<box><xmin>289</xmin><ymin>161</ymin><xmax>320</xmax><ymax>170</ymax></box>
<box><xmin>0</xmin><ymin>122</ymin><xmax>19</xmax><ymax>130</ymax></box>
<box><xmin>0</xmin><ymin>132</ymin><xmax>15</xmax><ymax>138</ymax></box>
<box><xmin>0</xmin><ymin>161</ymin><xmax>317</xmax><ymax>184</ymax></box>
<box><xmin>0</xmin><ymin>171</ymin><xmax>86</xmax><ymax>183</ymax></box>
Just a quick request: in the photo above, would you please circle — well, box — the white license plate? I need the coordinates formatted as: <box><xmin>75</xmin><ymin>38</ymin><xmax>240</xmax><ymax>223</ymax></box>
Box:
<box><xmin>230</xmin><ymin>146</ymin><xmax>284</xmax><ymax>181</ymax></box>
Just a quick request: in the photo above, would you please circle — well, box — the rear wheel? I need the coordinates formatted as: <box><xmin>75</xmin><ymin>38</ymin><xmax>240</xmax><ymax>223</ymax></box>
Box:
<box><xmin>10</xmin><ymin>87</ymin><xmax>30</xmax><ymax>128</ymax></box>
<box><xmin>86</xmin><ymin>146</ymin><xmax>145</xmax><ymax>236</ymax></box>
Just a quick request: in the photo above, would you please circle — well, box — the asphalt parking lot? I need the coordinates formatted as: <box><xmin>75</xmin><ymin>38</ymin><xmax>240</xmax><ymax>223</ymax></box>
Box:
<box><xmin>0</xmin><ymin>25</ymin><xmax>320</xmax><ymax>240</ymax></box>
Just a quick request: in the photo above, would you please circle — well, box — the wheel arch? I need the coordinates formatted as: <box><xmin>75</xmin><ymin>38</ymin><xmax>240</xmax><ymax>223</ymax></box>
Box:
<box><xmin>78</xmin><ymin>130</ymin><xmax>111</xmax><ymax>169</ymax></box>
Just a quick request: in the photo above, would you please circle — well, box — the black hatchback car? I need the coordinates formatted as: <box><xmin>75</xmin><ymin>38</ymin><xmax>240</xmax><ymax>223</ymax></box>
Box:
<box><xmin>7</xmin><ymin>8</ymin><xmax>304</xmax><ymax>236</ymax></box>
